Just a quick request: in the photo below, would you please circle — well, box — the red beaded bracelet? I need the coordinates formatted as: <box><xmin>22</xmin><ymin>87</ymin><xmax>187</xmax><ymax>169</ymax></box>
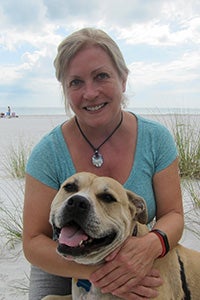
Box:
<box><xmin>150</xmin><ymin>229</ymin><xmax>170</xmax><ymax>258</ymax></box>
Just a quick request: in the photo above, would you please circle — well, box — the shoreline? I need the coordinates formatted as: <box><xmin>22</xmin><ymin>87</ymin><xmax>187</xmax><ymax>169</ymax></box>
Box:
<box><xmin>1</xmin><ymin>112</ymin><xmax>200</xmax><ymax>118</ymax></box>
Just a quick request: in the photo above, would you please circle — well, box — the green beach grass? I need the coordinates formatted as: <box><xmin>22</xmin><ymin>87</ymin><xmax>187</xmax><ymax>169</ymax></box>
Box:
<box><xmin>3</xmin><ymin>140</ymin><xmax>32</xmax><ymax>179</ymax></box>
<box><xmin>182</xmin><ymin>179</ymin><xmax>200</xmax><ymax>239</ymax></box>
<box><xmin>0</xmin><ymin>179</ymin><xmax>24</xmax><ymax>249</ymax></box>
<box><xmin>0</xmin><ymin>141</ymin><xmax>30</xmax><ymax>248</ymax></box>
<box><xmin>172</xmin><ymin>117</ymin><xmax>200</xmax><ymax>179</ymax></box>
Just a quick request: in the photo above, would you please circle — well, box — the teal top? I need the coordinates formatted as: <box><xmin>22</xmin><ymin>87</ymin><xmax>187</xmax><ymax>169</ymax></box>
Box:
<box><xmin>26</xmin><ymin>115</ymin><xmax>177</xmax><ymax>223</ymax></box>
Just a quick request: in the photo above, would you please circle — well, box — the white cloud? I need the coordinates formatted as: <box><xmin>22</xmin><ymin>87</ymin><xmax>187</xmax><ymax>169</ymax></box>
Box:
<box><xmin>162</xmin><ymin>0</ymin><xmax>200</xmax><ymax>20</ymax></box>
<box><xmin>129</xmin><ymin>50</ymin><xmax>200</xmax><ymax>88</ymax></box>
<box><xmin>0</xmin><ymin>23</ymin><xmax>61</xmax><ymax>52</ymax></box>
<box><xmin>0</xmin><ymin>65</ymin><xmax>22</xmax><ymax>84</ymax></box>
<box><xmin>115</xmin><ymin>15</ymin><xmax>200</xmax><ymax>47</ymax></box>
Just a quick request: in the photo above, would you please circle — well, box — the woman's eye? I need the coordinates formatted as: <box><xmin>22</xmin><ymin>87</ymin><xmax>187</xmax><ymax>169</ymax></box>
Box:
<box><xmin>69</xmin><ymin>79</ymin><xmax>82</xmax><ymax>87</ymax></box>
<box><xmin>96</xmin><ymin>72</ymin><xmax>109</xmax><ymax>80</ymax></box>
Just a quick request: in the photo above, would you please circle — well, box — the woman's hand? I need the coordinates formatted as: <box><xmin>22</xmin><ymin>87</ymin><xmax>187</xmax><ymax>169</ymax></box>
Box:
<box><xmin>108</xmin><ymin>269</ymin><xmax>162</xmax><ymax>299</ymax></box>
<box><xmin>90</xmin><ymin>235</ymin><xmax>163</xmax><ymax>299</ymax></box>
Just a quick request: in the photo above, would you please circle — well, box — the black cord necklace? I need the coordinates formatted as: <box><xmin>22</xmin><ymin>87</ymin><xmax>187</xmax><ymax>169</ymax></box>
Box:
<box><xmin>75</xmin><ymin>112</ymin><xmax>123</xmax><ymax>168</ymax></box>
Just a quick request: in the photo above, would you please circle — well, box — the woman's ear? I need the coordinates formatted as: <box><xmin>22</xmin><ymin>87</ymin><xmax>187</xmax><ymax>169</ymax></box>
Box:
<box><xmin>122</xmin><ymin>76</ymin><xmax>127</xmax><ymax>93</ymax></box>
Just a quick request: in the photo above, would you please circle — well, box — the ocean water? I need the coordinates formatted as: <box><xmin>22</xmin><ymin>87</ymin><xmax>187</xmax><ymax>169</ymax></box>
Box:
<box><xmin>0</xmin><ymin>106</ymin><xmax>66</xmax><ymax>116</ymax></box>
<box><xmin>0</xmin><ymin>106</ymin><xmax>200</xmax><ymax>116</ymax></box>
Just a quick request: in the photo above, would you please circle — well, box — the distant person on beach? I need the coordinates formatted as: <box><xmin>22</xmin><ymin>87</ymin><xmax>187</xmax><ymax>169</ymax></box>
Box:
<box><xmin>23</xmin><ymin>28</ymin><xmax>184</xmax><ymax>299</ymax></box>
<box><xmin>6</xmin><ymin>106</ymin><xmax>11</xmax><ymax>117</ymax></box>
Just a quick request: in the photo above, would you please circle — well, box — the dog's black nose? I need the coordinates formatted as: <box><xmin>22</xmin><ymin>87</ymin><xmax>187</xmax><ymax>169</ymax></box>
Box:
<box><xmin>58</xmin><ymin>195</ymin><xmax>91</xmax><ymax>226</ymax></box>
<box><xmin>67</xmin><ymin>195</ymin><xmax>90</xmax><ymax>212</ymax></box>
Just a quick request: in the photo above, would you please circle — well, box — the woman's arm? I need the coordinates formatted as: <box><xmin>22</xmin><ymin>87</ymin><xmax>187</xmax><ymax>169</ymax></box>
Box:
<box><xmin>152</xmin><ymin>158</ymin><xmax>184</xmax><ymax>247</ymax></box>
<box><xmin>23</xmin><ymin>174</ymin><xmax>98</xmax><ymax>279</ymax></box>
<box><xmin>90</xmin><ymin>158</ymin><xmax>184</xmax><ymax>299</ymax></box>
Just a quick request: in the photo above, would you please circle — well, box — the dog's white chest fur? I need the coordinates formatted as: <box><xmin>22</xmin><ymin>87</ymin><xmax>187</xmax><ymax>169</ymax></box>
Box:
<box><xmin>72</xmin><ymin>280</ymin><xmax>120</xmax><ymax>299</ymax></box>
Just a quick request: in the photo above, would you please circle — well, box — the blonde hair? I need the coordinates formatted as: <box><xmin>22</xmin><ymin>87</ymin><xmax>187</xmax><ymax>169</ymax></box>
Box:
<box><xmin>54</xmin><ymin>28</ymin><xmax>129</xmax><ymax>113</ymax></box>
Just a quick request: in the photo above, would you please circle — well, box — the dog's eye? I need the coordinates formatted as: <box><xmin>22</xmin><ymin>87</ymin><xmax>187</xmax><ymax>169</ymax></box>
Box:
<box><xmin>98</xmin><ymin>193</ymin><xmax>117</xmax><ymax>203</ymax></box>
<box><xmin>63</xmin><ymin>183</ymin><xmax>78</xmax><ymax>193</ymax></box>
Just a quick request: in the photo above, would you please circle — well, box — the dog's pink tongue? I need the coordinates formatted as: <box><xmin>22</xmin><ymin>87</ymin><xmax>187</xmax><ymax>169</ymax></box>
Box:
<box><xmin>59</xmin><ymin>225</ymin><xmax>88</xmax><ymax>247</ymax></box>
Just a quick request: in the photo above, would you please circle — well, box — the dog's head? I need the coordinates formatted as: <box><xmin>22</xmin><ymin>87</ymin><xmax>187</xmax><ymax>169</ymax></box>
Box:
<box><xmin>50</xmin><ymin>172</ymin><xmax>147</xmax><ymax>264</ymax></box>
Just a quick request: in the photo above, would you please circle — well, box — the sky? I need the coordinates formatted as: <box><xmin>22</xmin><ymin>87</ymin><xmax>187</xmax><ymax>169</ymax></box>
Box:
<box><xmin>0</xmin><ymin>0</ymin><xmax>200</xmax><ymax>110</ymax></box>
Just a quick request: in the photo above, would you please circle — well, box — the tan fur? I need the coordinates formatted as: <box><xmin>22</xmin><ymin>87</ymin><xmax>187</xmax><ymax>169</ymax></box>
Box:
<box><xmin>43</xmin><ymin>172</ymin><xmax>200</xmax><ymax>300</ymax></box>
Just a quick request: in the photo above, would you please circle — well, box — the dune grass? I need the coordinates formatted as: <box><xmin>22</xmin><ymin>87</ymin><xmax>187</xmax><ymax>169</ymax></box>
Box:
<box><xmin>3</xmin><ymin>141</ymin><xmax>31</xmax><ymax>179</ymax></box>
<box><xmin>0</xmin><ymin>179</ymin><xmax>24</xmax><ymax>250</ymax></box>
<box><xmin>158</xmin><ymin>113</ymin><xmax>200</xmax><ymax>239</ymax></box>
<box><xmin>0</xmin><ymin>141</ymin><xmax>30</xmax><ymax>249</ymax></box>
<box><xmin>173</xmin><ymin>118</ymin><xmax>200</xmax><ymax>179</ymax></box>
<box><xmin>182</xmin><ymin>179</ymin><xmax>200</xmax><ymax>239</ymax></box>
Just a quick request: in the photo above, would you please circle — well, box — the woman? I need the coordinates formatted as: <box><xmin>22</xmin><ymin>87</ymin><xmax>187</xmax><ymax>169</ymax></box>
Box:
<box><xmin>23</xmin><ymin>28</ymin><xmax>184</xmax><ymax>299</ymax></box>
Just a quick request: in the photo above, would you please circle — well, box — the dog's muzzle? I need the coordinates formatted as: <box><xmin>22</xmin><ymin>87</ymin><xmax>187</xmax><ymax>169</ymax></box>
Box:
<box><xmin>52</xmin><ymin>195</ymin><xmax>116</xmax><ymax>258</ymax></box>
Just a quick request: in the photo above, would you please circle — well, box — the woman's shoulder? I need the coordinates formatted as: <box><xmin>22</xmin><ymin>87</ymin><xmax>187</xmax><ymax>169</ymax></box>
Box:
<box><xmin>135</xmin><ymin>114</ymin><xmax>177</xmax><ymax>172</ymax></box>
<box><xmin>137</xmin><ymin>114</ymin><xmax>165</xmax><ymax>127</ymax></box>
<box><xmin>136</xmin><ymin>114</ymin><xmax>172</xmax><ymax>136</ymax></box>
<box><xmin>37</xmin><ymin>124</ymin><xmax>64</xmax><ymax>147</ymax></box>
<box><xmin>27</xmin><ymin>123</ymin><xmax>66</xmax><ymax>160</ymax></box>
<box><xmin>26</xmin><ymin>122</ymin><xmax>70</xmax><ymax>189</ymax></box>
<box><xmin>136</xmin><ymin>114</ymin><xmax>177</xmax><ymax>154</ymax></box>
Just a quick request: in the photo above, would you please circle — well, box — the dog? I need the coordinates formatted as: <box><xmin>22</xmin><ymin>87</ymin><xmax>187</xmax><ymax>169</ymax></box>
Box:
<box><xmin>43</xmin><ymin>172</ymin><xmax>200</xmax><ymax>300</ymax></box>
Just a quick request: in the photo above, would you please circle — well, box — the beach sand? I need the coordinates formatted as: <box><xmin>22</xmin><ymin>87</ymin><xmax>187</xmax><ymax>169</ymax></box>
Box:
<box><xmin>0</xmin><ymin>114</ymin><xmax>199</xmax><ymax>299</ymax></box>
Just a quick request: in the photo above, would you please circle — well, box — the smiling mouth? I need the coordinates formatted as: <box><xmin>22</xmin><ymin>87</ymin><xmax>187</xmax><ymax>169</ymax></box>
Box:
<box><xmin>84</xmin><ymin>103</ymin><xmax>107</xmax><ymax>111</ymax></box>
<box><xmin>53</xmin><ymin>222</ymin><xmax>116</xmax><ymax>257</ymax></box>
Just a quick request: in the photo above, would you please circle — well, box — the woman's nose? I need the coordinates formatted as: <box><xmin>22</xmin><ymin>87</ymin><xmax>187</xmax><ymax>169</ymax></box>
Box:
<box><xmin>83</xmin><ymin>82</ymin><xmax>99</xmax><ymax>100</ymax></box>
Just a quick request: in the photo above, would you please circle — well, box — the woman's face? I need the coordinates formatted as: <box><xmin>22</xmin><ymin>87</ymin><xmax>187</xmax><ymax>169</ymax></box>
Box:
<box><xmin>65</xmin><ymin>45</ymin><xmax>126</xmax><ymax>128</ymax></box>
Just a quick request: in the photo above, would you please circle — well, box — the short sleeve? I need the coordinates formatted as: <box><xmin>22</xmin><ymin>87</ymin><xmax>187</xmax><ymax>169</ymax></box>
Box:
<box><xmin>26</xmin><ymin>134</ymin><xmax>60</xmax><ymax>190</ymax></box>
<box><xmin>26</xmin><ymin>125</ymin><xmax>76</xmax><ymax>190</ymax></box>
<box><xmin>153</xmin><ymin>124</ymin><xmax>178</xmax><ymax>173</ymax></box>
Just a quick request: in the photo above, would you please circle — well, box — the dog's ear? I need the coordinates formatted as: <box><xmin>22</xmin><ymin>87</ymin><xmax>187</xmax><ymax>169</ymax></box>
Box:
<box><xmin>126</xmin><ymin>190</ymin><xmax>148</xmax><ymax>224</ymax></box>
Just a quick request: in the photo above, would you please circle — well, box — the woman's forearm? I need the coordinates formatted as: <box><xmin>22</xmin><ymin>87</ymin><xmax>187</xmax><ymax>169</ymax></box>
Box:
<box><xmin>23</xmin><ymin>234</ymin><xmax>99</xmax><ymax>278</ymax></box>
<box><xmin>152</xmin><ymin>211</ymin><xmax>184</xmax><ymax>250</ymax></box>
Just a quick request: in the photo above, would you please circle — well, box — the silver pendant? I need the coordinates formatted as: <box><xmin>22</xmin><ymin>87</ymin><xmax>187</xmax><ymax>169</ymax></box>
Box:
<box><xmin>92</xmin><ymin>151</ymin><xmax>104</xmax><ymax>168</ymax></box>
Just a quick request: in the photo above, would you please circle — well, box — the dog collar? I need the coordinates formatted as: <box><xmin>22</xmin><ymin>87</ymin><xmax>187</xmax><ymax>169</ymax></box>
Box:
<box><xmin>77</xmin><ymin>279</ymin><xmax>91</xmax><ymax>292</ymax></box>
<box><xmin>132</xmin><ymin>224</ymin><xmax>138</xmax><ymax>236</ymax></box>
